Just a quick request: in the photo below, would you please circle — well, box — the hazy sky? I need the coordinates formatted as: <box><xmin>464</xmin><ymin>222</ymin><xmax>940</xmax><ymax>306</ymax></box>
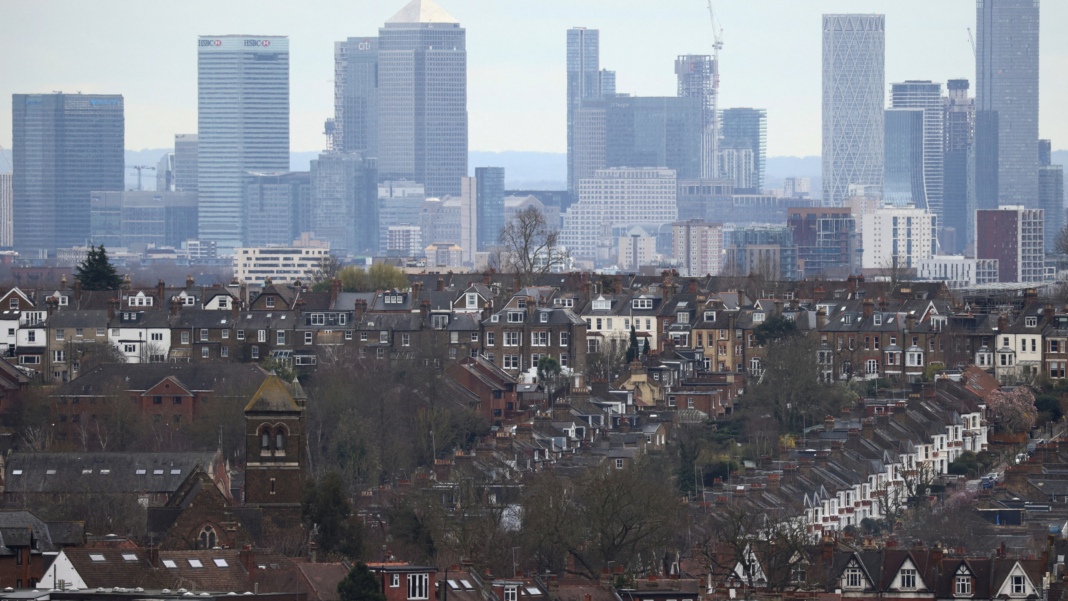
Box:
<box><xmin>2</xmin><ymin>0</ymin><xmax>1066</xmax><ymax>157</ymax></box>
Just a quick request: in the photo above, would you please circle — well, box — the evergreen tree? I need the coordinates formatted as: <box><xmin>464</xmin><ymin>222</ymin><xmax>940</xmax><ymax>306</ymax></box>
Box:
<box><xmin>337</xmin><ymin>563</ymin><xmax>386</xmax><ymax>601</ymax></box>
<box><xmin>677</xmin><ymin>440</ymin><xmax>698</xmax><ymax>496</ymax></box>
<box><xmin>301</xmin><ymin>472</ymin><xmax>351</xmax><ymax>553</ymax></box>
<box><xmin>75</xmin><ymin>245</ymin><xmax>123</xmax><ymax>291</ymax></box>
<box><xmin>626</xmin><ymin>326</ymin><xmax>641</xmax><ymax>362</ymax></box>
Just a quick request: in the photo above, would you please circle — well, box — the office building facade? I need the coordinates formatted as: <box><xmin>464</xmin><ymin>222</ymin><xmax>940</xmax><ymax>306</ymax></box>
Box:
<box><xmin>890</xmin><ymin>81</ymin><xmax>943</xmax><ymax>218</ymax></box>
<box><xmin>720</xmin><ymin>108</ymin><xmax>766</xmax><ymax>191</ymax></box>
<box><xmin>332</xmin><ymin>36</ymin><xmax>378</xmax><ymax>156</ymax></box>
<box><xmin>156</xmin><ymin>152</ymin><xmax>175</xmax><ymax>192</ymax></box>
<box><xmin>457</xmin><ymin>176</ymin><xmax>476</xmax><ymax>262</ymax></box>
<box><xmin>475</xmin><ymin>167</ymin><xmax>504</xmax><ymax>251</ymax></box>
<box><xmin>377</xmin><ymin>0</ymin><xmax>467</xmax><ymax>198</ymax></box>
<box><xmin>0</xmin><ymin>172</ymin><xmax>11</xmax><ymax>248</ymax></box>
<box><xmin>568</xmin><ymin>27</ymin><xmax>605</xmax><ymax>194</ymax></box>
<box><xmin>244</xmin><ymin>172</ymin><xmax>311</xmax><ymax>248</ymax></box>
<box><xmin>787</xmin><ymin>207</ymin><xmax>858</xmax><ymax>277</ymax></box>
<box><xmin>676</xmin><ymin>55</ymin><xmax>718</xmax><ymax>179</ymax></box>
<box><xmin>1039</xmin><ymin>140</ymin><xmax>1064</xmax><ymax>254</ymax></box>
<box><xmin>976</xmin><ymin>206</ymin><xmax>1044</xmax><ymax>283</ymax></box>
<box><xmin>12</xmin><ymin>93</ymin><xmax>124</xmax><ymax>255</ymax></box>
<box><xmin>724</xmin><ymin>227</ymin><xmax>798</xmax><ymax>280</ymax></box>
<box><xmin>975</xmin><ymin>0</ymin><xmax>1040</xmax><ymax>208</ymax></box>
<box><xmin>942</xmin><ymin>79</ymin><xmax>973</xmax><ymax>253</ymax></box>
<box><xmin>562</xmin><ymin>168</ymin><xmax>677</xmax><ymax>260</ymax></box>
<box><xmin>822</xmin><ymin>14</ymin><xmax>885</xmax><ymax>206</ymax></box>
<box><xmin>310</xmin><ymin>153</ymin><xmax>378</xmax><ymax>255</ymax></box>
<box><xmin>197</xmin><ymin>35</ymin><xmax>289</xmax><ymax>254</ymax></box>
<box><xmin>883</xmin><ymin>109</ymin><xmax>927</xmax><ymax>208</ymax></box>
<box><xmin>234</xmin><ymin>247</ymin><xmax>330</xmax><ymax>284</ymax></box>
<box><xmin>90</xmin><ymin>191</ymin><xmax>199</xmax><ymax>250</ymax></box>
<box><xmin>174</xmin><ymin>134</ymin><xmax>199</xmax><ymax>193</ymax></box>
<box><xmin>605</xmin><ymin>96</ymin><xmax>703</xmax><ymax>180</ymax></box>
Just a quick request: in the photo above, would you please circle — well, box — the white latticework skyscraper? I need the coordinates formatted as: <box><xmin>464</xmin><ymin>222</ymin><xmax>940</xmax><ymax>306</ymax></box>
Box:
<box><xmin>822</xmin><ymin>14</ymin><xmax>885</xmax><ymax>207</ymax></box>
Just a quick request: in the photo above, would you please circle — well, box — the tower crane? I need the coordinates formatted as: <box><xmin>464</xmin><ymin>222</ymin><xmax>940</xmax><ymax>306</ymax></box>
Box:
<box><xmin>0</xmin><ymin>143</ymin><xmax>10</xmax><ymax>172</ymax></box>
<box><xmin>967</xmin><ymin>27</ymin><xmax>976</xmax><ymax>58</ymax></box>
<box><xmin>127</xmin><ymin>165</ymin><xmax>156</xmax><ymax>191</ymax></box>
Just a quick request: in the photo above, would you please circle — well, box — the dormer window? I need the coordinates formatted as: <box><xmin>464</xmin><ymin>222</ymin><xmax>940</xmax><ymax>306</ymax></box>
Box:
<box><xmin>874</xmin><ymin>314</ymin><xmax>882</xmax><ymax>325</ymax></box>
<box><xmin>8</xmin><ymin>298</ymin><xmax>16</xmax><ymax>310</ymax></box>
<box><xmin>219</xmin><ymin>297</ymin><xmax>228</xmax><ymax>308</ymax></box>
<box><xmin>58</xmin><ymin>296</ymin><xmax>67</xmax><ymax>306</ymax></box>
<box><xmin>592</xmin><ymin>298</ymin><xmax>611</xmax><ymax>310</ymax></box>
<box><xmin>899</xmin><ymin>568</ymin><xmax>917</xmax><ymax>589</ymax></box>
<box><xmin>266</xmin><ymin>297</ymin><xmax>275</xmax><ymax>309</ymax></box>
<box><xmin>845</xmin><ymin>567</ymin><xmax>864</xmax><ymax>589</ymax></box>
<box><xmin>753</xmin><ymin>312</ymin><xmax>765</xmax><ymax>323</ymax></box>
<box><xmin>467</xmin><ymin>293</ymin><xmax>477</xmax><ymax>307</ymax></box>
<box><xmin>183</xmin><ymin>296</ymin><xmax>196</xmax><ymax>306</ymax></box>
<box><xmin>677</xmin><ymin>312</ymin><xmax>689</xmax><ymax>324</ymax></box>
<box><xmin>704</xmin><ymin>311</ymin><xmax>716</xmax><ymax>321</ymax></box>
<box><xmin>1026</xmin><ymin>316</ymin><xmax>1037</xmax><ymax>327</ymax></box>
<box><xmin>508</xmin><ymin>311</ymin><xmax>524</xmax><ymax>323</ymax></box>
<box><xmin>517</xmin><ymin>298</ymin><xmax>526</xmax><ymax>309</ymax></box>
<box><xmin>955</xmin><ymin>576</ymin><xmax>972</xmax><ymax>595</ymax></box>
<box><xmin>632</xmin><ymin>298</ymin><xmax>652</xmax><ymax>310</ymax></box>
<box><xmin>540</xmin><ymin>312</ymin><xmax>549</xmax><ymax>323</ymax></box>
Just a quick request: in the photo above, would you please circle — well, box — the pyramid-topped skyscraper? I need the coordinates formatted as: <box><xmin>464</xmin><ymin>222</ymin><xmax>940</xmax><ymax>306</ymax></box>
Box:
<box><xmin>376</xmin><ymin>0</ymin><xmax>467</xmax><ymax>198</ymax></box>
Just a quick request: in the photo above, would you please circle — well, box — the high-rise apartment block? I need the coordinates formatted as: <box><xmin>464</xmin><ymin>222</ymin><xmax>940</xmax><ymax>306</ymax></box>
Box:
<box><xmin>942</xmin><ymin>79</ymin><xmax>973</xmax><ymax>253</ymax></box>
<box><xmin>822</xmin><ymin>14</ymin><xmax>885</xmax><ymax>206</ymax></box>
<box><xmin>562</xmin><ymin>168</ymin><xmax>677</xmax><ymax>260</ymax></box>
<box><xmin>387</xmin><ymin>224</ymin><xmax>422</xmax><ymax>256</ymax></box>
<box><xmin>883</xmin><ymin>109</ymin><xmax>926</xmax><ymax>208</ymax></box>
<box><xmin>0</xmin><ymin>172</ymin><xmax>11</xmax><ymax>248</ymax></box>
<box><xmin>197</xmin><ymin>36</ymin><xmax>289</xmax><ymax>254</ymax></box>
<box><xmin>457</xmin><ymin>176</ymin><xmax>476</xmax><ymax>262</ymax></box>
<box><xmin>975</xmin><ymin>0</ymin><xmax>1040</xmax><ymax>209</ymax></box>
<box><xmin>720</xmin><ymin>108</ymin><xmax>766</xmax><ymax>191</ymax></box>
<box><xmin>234</xmin><ymin>247</ymin><xmax>330</xmax><ymax>284</ymax></box>
<box><xmin>12</xmin><ymin>93</ymin><xmax>125</xmax><ymax>256</ymax></box>
<box><xmin>332</xmin><ymin>37</ymin><xmax>378</xmax><ymax>156</ymax></box>
<box><xmin>672</xmin><ymin>220</ymin><xmax>723</xmax><ymax>277</ymax></box>
<box><xmin>787</xmin><ymin>207</ymin><xmax>858</xmax><ymax>277</ymax></box>
<box><xmin>605</xmin><ymin>96</ymin><xmax>703</xmax><ymax>179</ymax></box>
<box><xmin>724</xmin><ymin>226</ymin><xmax>798</xmax><ymax>280</ymax></box>
<box><xmin>310</xmin><ymin>153</ymin><xmax>378</xmax><ymax>255</ymax></box>
<box><xmin>377</xmin><ymin>0</ymin><xmax>467</xmax><ymax>198</ymax></box>
<box><xmin>475</xmin><ymin>167</ymin><xmax>504</xmax><ymax>251</ymax></box>
<box><xmin>976</xmin><ymin>206</ymin><xmax>1044</xmax><ymax>283</ymax></box>
<box><xmin>675</xmin><ymin>55</ymin><xmax>718</xmax><ymax>179</ymax></box>
<box><xmin>861</xmin><ymin>207</ymin><xmax>937</xmax><ymax>270</ymax></box>
<box><xmin>244</xmin><ymin>172</ymin><xmax>311</xmax><ymax>248</ymax></box>
<box><xmin>783</xmin><ymin>177</ymin><xmax>811</xmax><ymax>198</ymax></box>
<box><xmin>890</xmin><ymin>81</ymin><xmax>944</xmax><ymax>217</ymax></box>
<box><xmin>716</xmin><ymin>142</ymin><xmax>753</xmax><ymax>191</ymax></box>
<box><xmin>1039</xmin><ymin>140</ymin><xmax>1064</xmax><ymax>254</ymax></box>
<box><xmin>174</xmin><ymin>134</ymin><xmax>199</xmax><ymax>193</ymax></box>
<box><xmin>618</xmin><ymin>226</ymin><xmax>657</xmax><ymax>271</ymax></box>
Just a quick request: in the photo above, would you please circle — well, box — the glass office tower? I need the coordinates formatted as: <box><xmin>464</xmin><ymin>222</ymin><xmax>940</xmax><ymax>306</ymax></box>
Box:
<box><xmin>197</xmin><ymin>35</ymin><xmax>289</xmax><ymax>254</ymax></box>
<box><xmin>890</xmin><ymin>81</ymin><xmax>943</xmax><ymax>218</ymax></box>
<box><xmin>720</xmin><ymin>108</ymin><xmax>767</xmax><ymax>191</ymax></box>
<box><xmin>332</xmin><ymin>37</ymin><xmax>378</xmax><ymax>156</ymax></box>
<box><xmin>12</xmin><ymin>93</ymin><xmax>124</xmax><ymax>256</ymax></box>
<box><xmin>884</xmin><ymin>109</ymin><xmax>927</xmax><ymax>208</ymax></box>
<box><xmin>476</xmin><ymin>167</ymin><xmax>505</xmax><ymax>251</ymax></box>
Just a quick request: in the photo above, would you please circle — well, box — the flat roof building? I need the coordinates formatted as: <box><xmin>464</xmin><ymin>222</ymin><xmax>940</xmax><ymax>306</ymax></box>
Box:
<box><xmin>233</xmin><ymin>246</ymin><xmax>330</xmax><ymax>284</ymax></box>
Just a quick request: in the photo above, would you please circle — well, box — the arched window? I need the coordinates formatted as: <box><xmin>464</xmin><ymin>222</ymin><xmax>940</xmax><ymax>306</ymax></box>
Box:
<box><xmin>261</xmin><ymin>430</ymin><xmax>269</xmax><ymax>449</ymax></box>
<box><xmin>275</xmin><ymin>430</ymin><xmax>285</xmax><ymax>451</ymax></box>
<box><xmin>198</xmin><ymin>525</ymin><xmax>217</xmax><ymax>549</ymax></box>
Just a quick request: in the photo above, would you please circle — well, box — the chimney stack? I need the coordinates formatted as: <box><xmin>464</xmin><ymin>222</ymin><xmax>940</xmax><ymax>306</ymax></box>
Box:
<box><xmin>437</xmin><ymin>277</ymin><xmax>445</xmax><ymax>292</ymax></box>
<box><xmin>186</xmin><ymin>274</ymin><xmax>195</xmax><ymax>289</ymax></box>
<box><xmin>157</xmin><ymin>280</ymin><xmax>165</xmax><ymax>309</ymax></box>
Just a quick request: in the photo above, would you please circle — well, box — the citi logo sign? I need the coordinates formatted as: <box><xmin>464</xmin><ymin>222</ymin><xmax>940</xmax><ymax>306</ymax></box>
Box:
<box><xmin>199</xmin><ymin>39</ymin><xmax>222</xmax><ymax>47</ymax></box>
<box><xmin>358</xmin><ymin>39</ymin><xmax>372</xmax><ymax>50</ymax></box>
<box><xmin>244</xmin><ymin>39</ymin><xmax>271</xmax><ymax>47</ymax></box>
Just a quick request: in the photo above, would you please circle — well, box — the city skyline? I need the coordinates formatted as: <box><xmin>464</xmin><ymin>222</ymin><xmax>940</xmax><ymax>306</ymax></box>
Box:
<box><xmin>2</xmin><ymin>0</ymin><xmax>1067</xmax><ymax>161</ymax></box>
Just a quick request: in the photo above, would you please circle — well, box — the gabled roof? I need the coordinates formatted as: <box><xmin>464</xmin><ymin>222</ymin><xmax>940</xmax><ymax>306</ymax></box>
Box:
<box><xmin>244</xmin><ymin>374</ymin><xmax>301</xmax><ymax>413</ymax></box>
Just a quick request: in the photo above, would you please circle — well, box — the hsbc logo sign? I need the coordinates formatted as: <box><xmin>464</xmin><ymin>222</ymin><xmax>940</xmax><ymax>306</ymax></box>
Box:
<box><xmin>198</xmin><ymin>39</ymin><xmax>274</xmax><ymax>48</ymax></box>
<box><xmin>198</xmin><ymin>39</ymin><xmax>222</xmax><ymax>47</ymax></box>
<box><xmin>244</xmin><ymin>39</ymin><xmax>271</xmax><ymax>47</ymax></box>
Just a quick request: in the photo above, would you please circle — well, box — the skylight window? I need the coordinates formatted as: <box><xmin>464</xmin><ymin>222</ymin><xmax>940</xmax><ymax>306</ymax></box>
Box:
<box><xmin>46</xmin><ymin>470</ymin><xmax>56</xmax><ymax>475</ymax></box>
<box><xmin>153</xmin><ymin>469</ymin><xmax>164</xmax><ymax>475</ymax></box>
<box><xmin>82</xmin><ymin>469</ymin><xmax>92</xmax><ymax>475</ymax></box>
<box><xmin>136</xmin><ymin>469</ymin><xmax>146</xmax><ymax>475</ymax></box>
<box><xmin>100</xmin><ymin>469</ymin><xmax>110</xmax><ymax>475</ymax></box>
<box><xmin>213</xmin><ymin>559</ymin><xmax>229</xmax><ymax>568</ymax></box>
<box><xmin>122</xmin><ymin>554</ymin><xmax>138</xmax><ymax>562</ymax></box>
<box><xmin>163</xmin><ymin>560</ymin><xmax>178</xmax><ymax>569</ymax></box>
<box><xmin>171</xmin><ymin>469</ymin><xmax>181</xmax><ymax>475</ymax></box>
<box><xmin>11</xmin><ymin>470</ymin><xmax>21</xmax><ymax>475</ymax></box>
<box><xmin>90</xmin><ymin>554</ymin><xmax>106</xmax><ymax>562</ymax></box>
<box><xmin>188</xmin><ymin>559</ymin><xmax>204</xmax><ymax>568</ymax></box>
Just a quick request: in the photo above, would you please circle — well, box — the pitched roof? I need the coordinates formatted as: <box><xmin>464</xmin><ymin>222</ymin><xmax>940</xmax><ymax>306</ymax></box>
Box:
<box><xmin>244</xmin><ymin>374</ymin><xmax>300</xmax><ymax>412</ymax></box>
<box><xmin>298</xmin><ymin>563</ymin><xmax>349</xmax><ymax>601</ymax></box>
<box><xmin>386</xmin><ymin>0</ymin><xmax>459</xmax><ymax>23</ymax></box>
<box><xmin>5</xmin><ymin>452</ymin><xmax>219</xmax><ymax>494</ymax></box>
<box><xmin>51</xmin><ymin>364</ymin><xmax>267</xmax><ymax>397</ymax></box>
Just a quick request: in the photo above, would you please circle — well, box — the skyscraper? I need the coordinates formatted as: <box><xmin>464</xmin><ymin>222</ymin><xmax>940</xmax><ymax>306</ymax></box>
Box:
<box><xmin>1039</xmin><ymin>140</ymin><xmax>1064</xmax><ymax>254</ymax></box>
<box><xmin>0</xmin><ymin>172</ymin><xmax>11</xmax><ymax>248</ymax></box>
<box><xmin>890</xmin><ymin>81</ymin><xmax>943</xmax><ymax>218</ymax></box>
<box><xmin>676</xmin><ymin>55</ymin><xmax>718</xmax><ymax>179</ymax></box>
<box><xmin>605</xmin><ymin>96</ymin><xmax>703</xmax><ymax>179</ymax></box>
<box><xmin>244</xmin><ymin>171</ymin><xmax>311</xmax><ymax>248</ymax></box>
<box><xmin>332</xmin><ymin>37</ymin><xmax>378</xmax><ymax>156</ymax></box>
<box><xmin>174</xmin><ymin>134</ymin><xmax>199</xmax><ymax>193</ymax></box>
<box><xmin>942</xmin><ymin>79</ymin><xmax>973</xmax><ymax>253</ymax></box>
<box><xmin>156</xmin><ymin>152</ymin><xmax>175</xmax><ymax>192</ymax></box>
<box><xmin>476</xmin><ymin>167</ymin><xmax>504</xmax><ymax>251</ymax></box>
<box><xmin>377</xmin><ymin>0</ymin><xmax>467</xmax><ymax>198</ymax></box>
<box><xmin>822</xmin><ymin>14</ymin><xmax>885</xmax><ymax>206</ymax></box>
<box><xmin>568</xmin><ymin>28</ymin><xmax>613</xmax><ymax>194</ymax></box>
<box><xmin>720</xmin><ymin>108</ymin><xmax>767</xmax><ymax>191</ymax></box>
<box><xmin>310</xmin><ymin>153</ymin><xmax>378</xmax><ymax>254</ymax></box>
<box><xmin>883</xmin><ymin>109</ymin><xmax>926</xmax><ymax>208</ymax></box>
<box><xmin>198</xmin><ymin>36</ymin><xmax>289</xmax><ymax>254</ymax></box>
<box><xmin>12</xmin><ymin>93</ymin><xmax>124</xmax><ymax>255</ymax></box>
<box><xmin>976</xmin><ymin>0</ymin><xmax>1040</xmax><ymax>208</ymax></box>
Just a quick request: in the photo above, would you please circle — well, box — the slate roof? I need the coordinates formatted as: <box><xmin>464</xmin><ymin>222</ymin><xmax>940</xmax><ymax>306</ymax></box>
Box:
<box><xmin>298</xmin><ymin>563</ymin><xmax>349</xmax><ymax>601</ymax></box>
<box><xmin>5</xmin><ymin>452</ymin><xmax>219</xmax><ymax>494</ymax></box>
<box><xmin>0</xmin><ymin>510</ymin><xmax>84</xmax><ymax>553</ymax></box>
<box><xmin>47</xmin><ymin>310</ymin><xmax>110</xmax><ymax>328</ymax></box>
<box><xmin>171</xmin><ymin>310</ymin><xmax>237</xmax><ymax>330</ymax></box>
<box><xmin>52</xmin><ymin>364</ymin><xmax>267</xmax><ymax>397</ymax></box>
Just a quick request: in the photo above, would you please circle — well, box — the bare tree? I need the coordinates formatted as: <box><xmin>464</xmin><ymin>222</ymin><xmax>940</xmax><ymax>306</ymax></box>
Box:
<box><xmin>1056</xmin><ymin>224</ymin><xmax>1068</xmax><ymax>256</ymax></box>
<box><xmin>694</xmin><ymin>503</ymin><xmax>811</xmax><ymax>592</ymax></box>
<box><xmin>880</xmin><ymin>256</ymin><xmax>914</xmax><ymax>290</ymax></box>
<box><xmin>585</xmin><ymin>333</ymin><xmax>630</xmax><ymax>383</ymax></box>
<box><xmin>498</xmin><ymin>206</ymin><xmax>569</xmax><ymax>289</ymax></box>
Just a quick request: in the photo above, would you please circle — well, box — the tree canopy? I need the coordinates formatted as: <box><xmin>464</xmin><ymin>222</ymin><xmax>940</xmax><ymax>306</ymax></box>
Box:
<box><xmin>337</xmin><ymin>563</ymin><xmax>386</xmax><ymax>601</ymax></box>
<box><xmin>75</xmin><ymin>245</ymin><xmax>123</xmax><ymax>291</ymax></box>
<box><xmin>753</xmin><ymin>314</ymin><xmax>798</xmax><ymax>345</ymax></box>
<box><xmin>312</xmin><ymin>263</ymin><xmax>410</xmax><ymax>293</ymax></box>
<box><xmin>497</xmin><ymin>206</ymin><xmax>568</xmax><ymax>289</ymax></box>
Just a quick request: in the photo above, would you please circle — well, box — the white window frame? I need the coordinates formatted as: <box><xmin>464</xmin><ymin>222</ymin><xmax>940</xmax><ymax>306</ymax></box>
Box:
<box><xmin>408</xmin><ymin>574</ymin><xmax>429</xmax><ymax>600</ymax></box>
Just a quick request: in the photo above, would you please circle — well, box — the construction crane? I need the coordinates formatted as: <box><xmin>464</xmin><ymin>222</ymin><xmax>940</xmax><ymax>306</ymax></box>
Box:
<box><xmin>127</xmin><ymin>165</ymin><xmax>156</xmax><ymax>191</ymax></box>
<box><xmin>0</xmin><ymin>143</ymin><xmax>10</xmax><ymax>172</ymax></box>
<box><xmin>967</xmin><ymin>27</ymin><xmax>976</xmax><ymax>58</ymax></box>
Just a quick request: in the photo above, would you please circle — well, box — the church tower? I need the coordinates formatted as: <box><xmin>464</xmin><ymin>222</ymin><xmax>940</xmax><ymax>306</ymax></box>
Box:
<box><xmin>244</xmin><ymin>374</ymin><xmax>306</xmax><ymax>507</ymax></box>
